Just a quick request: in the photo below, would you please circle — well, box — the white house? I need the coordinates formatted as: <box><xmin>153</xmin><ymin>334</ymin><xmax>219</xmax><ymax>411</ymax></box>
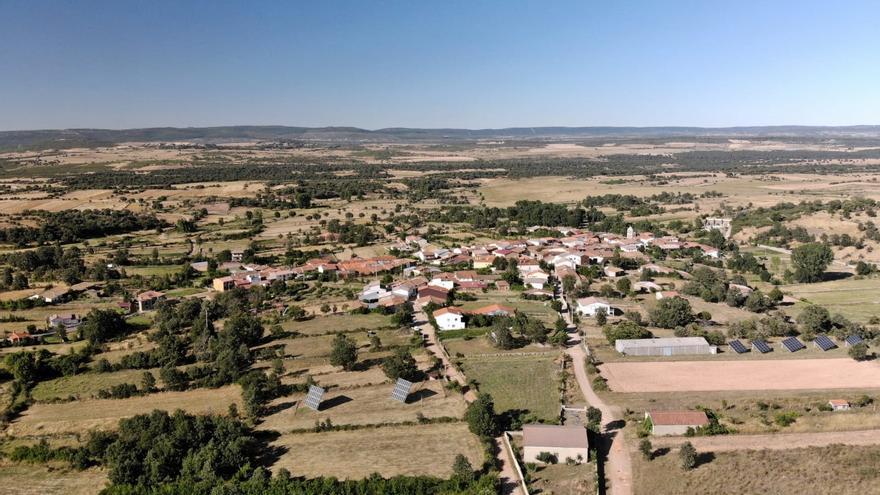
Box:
<box><xmin>428</xmin><ymin>277</ymin><xmax>455</xmax><ymax>291</ymax></box>
<box><xmin>433</xmin><ymin>307</ymin><xmax>465</xmax><ymax>330</ymax></box>
<box><xmin>576</xmin><ymin>297</ymin><xmax>612</xmax><ymax>317</ymax></box>
<box><xmin>359</xmin><ymin>281</ymin><xmax>390</xmax><ymax>309</ymax></box>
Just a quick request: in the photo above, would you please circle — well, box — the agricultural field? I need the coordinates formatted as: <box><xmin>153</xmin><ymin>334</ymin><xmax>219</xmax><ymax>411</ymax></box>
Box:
<box><xmin>461</xmin><ymin>354</ymin><xmax>562</xmax><ymax>422</ymax></box>
<box><xmin>600</xmin><ymin>359</ymin><xmax>880</xmax><ymax>393</ymax></box>
<box><xmin>632</xmin><ymin>444</ymin><xmax>880</xmax><ymax>495</ymax></box>
<box><xmin>268</xmin><ymin>422</ymin><xmax>484</xmax><ymax>479</ymax></box>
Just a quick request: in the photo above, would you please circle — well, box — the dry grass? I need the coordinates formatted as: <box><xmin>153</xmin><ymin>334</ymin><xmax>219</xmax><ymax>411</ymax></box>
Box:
<box><xmin>282</xmin><ymin>313</ymin><xmax>392</xmax><ymax>336</ymax></box>
<box><xmin>0</xmin><ymin>461</ymin><xmax>107</xmax><ymax>495</ymax></box>
<box><xmin>633</xmin><ymin>444</ymin><xmax>880</xmax><ymax>495</ymax></box>
<box><xmin>268</xmin><ymin>422</ymin><xmax>483</xmax><ymax>479</ymax></box>
<box><xmin>8</xmin><ymin>385</ymin><xmax>242</xmax><ymax>437</ymax></box>
<box><xmin>257</xmin><ymin>380</ymin><xmax>465</xmax><ymax>431</ymax></box>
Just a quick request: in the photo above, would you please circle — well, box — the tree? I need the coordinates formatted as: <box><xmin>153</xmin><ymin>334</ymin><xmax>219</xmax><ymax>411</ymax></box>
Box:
<box><xmin>679</xmin><ymin>441</ymin><xmax>697</xmax><ymax>470</ymax></box>
<box><xmin>78</xmin><ymin>309</ymin><xmax>127</xmax><ymax>344</ymax></box>
<box><xmin>849</xmin><ymin>342</ymin><xmax>869</xmax><ymax>361</ymax></box>
<box><xmin>390</xmin><ymin>303</ymin><xmax>414</xmax><ymax>327</ymax></box>
<box><xmin>650</xmin><ymin>297</ymin><xmax>694</xmax><ymax>329</ymax></box>
<box><xmin>856</xmin><ymin>261</ymin><xmax>875</xmax><ymax>276</ymax></box>
<box><xmin>797</xmin><ymin>305</ymin><xmax>831</xmax><ymax>337</ymax></box>
<box><xmin>222</xmin><ymin>313</ymin><xmax>264</xmax><ymax>348</ymax></box>
<box><xmin>451</xmin><ymin>454</ymin><xmax>475</xmax><ymax>484</ymax></box>
<box><xmin>465</xmin><ymin>393</ymin><xmax>498</xmax><ymax>438</ymax></box>
<box><xmin>603</xmin><ymin>320</ymin><xmax>652</xmax><ymax>344</ymax></box>
<box><xmin>791</xmin><ymin>243</ymin><xmax>833</xmax><ymax>283</ymax></box>
<box><xmin>595</xmin><ymin>307</ymin><xmax>607</xmax><ymax>326</ymax></box>
<box><xmin>381</xmin><ymin>347</ymin><xmax>419</xmax><ymax>381</ymax></box>
<box><xmin>140</xmin><ymin>371</ymin><xmax>156</xmax><ymax>392</ymax></box>
<box><xmin>586</xmin><ymin>407</ymin><xmax>602</xmax><ymax>432</ymax></box>
<box><xmin>639</xmin><ymin>439</ymin><xmax>653</xmax><ymax>460</ymax></box>
<box><xmin>616</xmin><ymin>277</ymin><xmax>632</xmax><ymax>296</ymax></box>
<box><xmin>329</xmin><ymin>334</ymin><xmax>358</xmax><ymax>371</ymax></box>
<box><xmin>159</xmin><ymin>366</ymin><xmax>188</xmax><ymax>391</ymax></box>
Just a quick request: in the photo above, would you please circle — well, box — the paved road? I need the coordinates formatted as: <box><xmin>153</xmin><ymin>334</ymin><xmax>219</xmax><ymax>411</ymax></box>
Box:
<box><xmin>558</xmin><ymin>287</ymin><xmax>633</xmax><ymax>495</ymax></box>
<box><xmin>652</xmin><ymin>428</ymin><xmax>880</xmax><ymax>452</ymax></box>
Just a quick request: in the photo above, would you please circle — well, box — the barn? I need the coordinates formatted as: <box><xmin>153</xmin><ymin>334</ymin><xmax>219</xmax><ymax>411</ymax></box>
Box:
<box><xmin>522</xmin><ymin>424</ymin><xmax>589</xmax><ymax>463</ymax></box>
<box><xmin>645</xmin><ymin>410</ymin><xmax>710</xmax><ymax>436</ymax></box>
<box><xmin>615</xmin><ymin>337</ymin><xmax>716</xmax><ymax>356</ymax></box>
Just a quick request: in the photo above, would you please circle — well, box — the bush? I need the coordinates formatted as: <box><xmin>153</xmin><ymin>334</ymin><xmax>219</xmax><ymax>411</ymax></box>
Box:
<box><xmin>536</xmin><ymin>451</ymin><xmax>558</xmax><ymax>464</ymax></box>
<box><xmin>679</xmin><ymin>442</ymin><xmax>697</xmax><ymax>470</ymax></box>
<box><xmin>774</xmin><ymin>411</ymin><xmax>799</xmax><ymax>427</ymax></box>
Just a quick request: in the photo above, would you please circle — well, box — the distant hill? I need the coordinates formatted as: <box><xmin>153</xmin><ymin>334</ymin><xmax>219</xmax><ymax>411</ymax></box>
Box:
<box><xmin>2</xmin><ymin>125</ymin><xmax>880</xmax><ymax>151</ymax></box>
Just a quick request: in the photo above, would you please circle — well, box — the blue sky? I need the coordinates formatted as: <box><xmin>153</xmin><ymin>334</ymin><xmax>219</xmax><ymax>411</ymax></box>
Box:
<box><xmin>1</xmin><ymin>0</ymin><xmax>878</xmax><ymax>130</ymax></box>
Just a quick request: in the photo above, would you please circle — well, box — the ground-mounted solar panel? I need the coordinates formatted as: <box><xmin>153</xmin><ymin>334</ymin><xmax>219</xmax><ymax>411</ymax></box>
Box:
<box><xmin>303</xmin><ymin>385</ymin><xmax>325</xmax><ymax>411</ymax></box>
<box><xmin>781</xmin><ymin>336</ymin><xmax>805</xmax><ymax>352</ymax></box>
<box><xmin>814</xmin><ymin>335</ymin><xmax>837</xmax><ymax>352</ymax></box>
<box><xmin>390</xmin><ymin>378</ymin><xmax>414</xmax><ymax>403</ymax></box>
<box><xmin>728</xmin><ymin>340</ymin><xmax>749</xmax><ymax>354</ymax></box>
<box><xmin>752</xmin><ymin>339</ymin><xmax>772</xmax><ymax>354</ymax></box>
<box><xmin>845</xmin><ymin>335</ymin><xmax>864</xmax><ymax>347</ymax></box>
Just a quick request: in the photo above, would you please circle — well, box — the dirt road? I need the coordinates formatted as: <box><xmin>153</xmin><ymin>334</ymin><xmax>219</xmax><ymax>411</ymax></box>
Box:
<box><xmin>416</xmin><ymin>310</ymin><xmax>521</xmax><ymax>493</ymax></box>
<box><xmin>569</xmin><ymin>343</ymin><xmax>633</xmax><ymax>495</ymax></box>
<box><xmin>652</xmin><ymin>428</ymin><xmax>880</xmax><ymax>452</ymax></box>
<box><xmin>558</xmin><ymin>285</ymin><xmax>633</xmax><ymax>495</ymax></box>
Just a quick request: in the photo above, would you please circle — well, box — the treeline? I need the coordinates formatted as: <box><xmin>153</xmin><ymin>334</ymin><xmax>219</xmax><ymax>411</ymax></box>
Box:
<box><xmin>0</xmin><ymin>209</ymin><xmax>166</xmax><ymax>246</ymax></box>
<box><xmin>60</xmin><ymin>163</ymin><xmax>388</xmax><ymax>189</ymax></box>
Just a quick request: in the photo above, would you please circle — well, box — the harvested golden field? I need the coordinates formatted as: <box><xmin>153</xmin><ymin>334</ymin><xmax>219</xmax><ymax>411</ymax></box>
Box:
<box><xmin>0</xmin><ymin>461</ymin><xmax>107</xmax><ymax>495</ymax></box>
<box><xmin>633</xmin><ymin>444</ymin><xmax>880</xmax><ymax>495</ymax></box>
<box><xmin>600</xmin><ymin>359</ymin><xmax>880</xmax><ymax>393</ymax></box>
<box><xmin>257</xmin><ymin>380</ymin><xmax>466</xmax><ymax>431</ymax></box>
<box><xmin>268</xmin><ymin>422</ymin><xmax>483</xmax><ymax>479</ymax></box>
<box><xmin>8</xmin><ymin>385</ymin><xmax>242</xmax><ymax>437</ymax></box>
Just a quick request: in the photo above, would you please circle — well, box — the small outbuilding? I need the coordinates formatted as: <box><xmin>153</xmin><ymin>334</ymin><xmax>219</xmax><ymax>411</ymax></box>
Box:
<box><xmin>615</xmin><ymin>337</ymin><xmax>716</xmax><ymax>356</ymax></box>
<box><xmin>645</xmin><ymin>410</ymin><xmax>709</xmax><ymax>436</ymax></box>
<box><xmin>828</xmin><ymin>400</ymin><xmax>851</xmax><ymax>411</ymax></box>
<box><xmin>522</xmin><ymin>424</ymin><xmax>589</xmax><ymax>463</ymax></box>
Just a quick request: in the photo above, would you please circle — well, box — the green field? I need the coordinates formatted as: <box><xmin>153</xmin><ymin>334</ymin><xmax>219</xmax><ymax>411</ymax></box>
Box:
<box><xmin>462</xmin><ymin>355</ymin><xmax>561</xmax><ymax>422</ymax></box>
<box><xmin>783</xmin><ymin>276</ymin><xmax>880</xmax><ymax>323</ymax></box>
<box><xmin>32</xmin><ymin>369</ymin><xmax>159</xmax><ymax>401</ymax></box>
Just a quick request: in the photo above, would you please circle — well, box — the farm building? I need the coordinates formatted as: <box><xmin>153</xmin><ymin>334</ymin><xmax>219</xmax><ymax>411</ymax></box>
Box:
<box><xmin>615</xmin><ymin>337</ymin><xmax>716</xmax><ymax>356</ymax></box>
<box><xmin>522</xmin><ymin>424</ymin><xmax>589</xmax><ymax>463</ymax></box>
<box><xmin>645</xmin><ymin>410</ymin><xmax>709</xmax><ymax>436</ymax></box>
<box><xmin>828</xmin><ymin>400</ymin><xmax>851</xmax><ymax>411</ymax></box>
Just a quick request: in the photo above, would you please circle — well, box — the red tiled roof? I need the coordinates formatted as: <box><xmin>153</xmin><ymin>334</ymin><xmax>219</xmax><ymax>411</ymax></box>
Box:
<box><xmin>648</xmin><ymin>410</ymin><xmax>709</xmax><ymax>426</ymax></box>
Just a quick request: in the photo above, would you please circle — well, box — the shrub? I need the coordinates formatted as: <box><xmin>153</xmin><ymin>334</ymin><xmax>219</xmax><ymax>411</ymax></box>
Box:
<box><xmin>536</xmin><ymin>451</ymin><xmax>558</xmax><ymax>464</ymax></box>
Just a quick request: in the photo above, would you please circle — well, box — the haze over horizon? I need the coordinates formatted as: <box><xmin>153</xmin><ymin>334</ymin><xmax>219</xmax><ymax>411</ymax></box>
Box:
<box><xmin>2</xmin><ymin>0</ymin><xmax>879</xmax><ymax>131</ymax></box>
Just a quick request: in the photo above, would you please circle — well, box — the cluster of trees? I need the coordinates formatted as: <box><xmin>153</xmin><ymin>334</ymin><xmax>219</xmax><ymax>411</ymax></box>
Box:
<box><xmin>1</xmin><ymin>245</ymin><xmax>120</xmax><ymax>285</ymax></box>
<box><xmin>489</xmin><ymin>314</ymin><xmax>555</xmax><ymax>349</ymax></box>
<box><xmin>583</xmin><ymin>194</ymin><xmax>663</xmax><ymax>217</ymax></box>
<box><xmin>0</xmin><ymin>209</ymin><xmax>166</xmax><ymax>246</ymax></box>
<box><xmin>681</xmin><ymin>267</ymin><xmax>780</xmax><ymax>313</ymax></box>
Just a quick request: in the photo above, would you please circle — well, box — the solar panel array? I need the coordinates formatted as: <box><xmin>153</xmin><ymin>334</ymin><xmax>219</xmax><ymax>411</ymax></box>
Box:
<box><xmin>728</xmin><ymin>340</ymin><xmax>749</xmax><ymax>354</ymax></box>
<box><xmin>303</xmin><ymin>385</ymin><xmax>325</xmax><ymax>411</ymax></box>
<box><xmin>781</xmin><ymin>336</ymin><xmax>806</xmax><ymax>352</ymax></box>
<box><xmin>752</xmin><ymin>339</ymin><xmax>772</xmax><ymax>353</ymax></box>
<box><xmin>814</xmin><ymin>335</ymin><xmax>837</xmax><ymax>351</ymax></box>
<box><xmin>391</xmin><ymin>378</ymin><xmax>414</xmax><ymax>403</ymax></box>
<box><xmin>846</xmin><ymin>335</ymin><xmax>864</xmax><ymax>347</ymax></box>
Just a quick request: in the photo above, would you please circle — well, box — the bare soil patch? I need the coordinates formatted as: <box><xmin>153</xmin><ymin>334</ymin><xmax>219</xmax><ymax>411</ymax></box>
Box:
<box><xmin>601</xmin><ymin>359</ymin><xmax>880</xmax><ymax>392</ymax></box>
